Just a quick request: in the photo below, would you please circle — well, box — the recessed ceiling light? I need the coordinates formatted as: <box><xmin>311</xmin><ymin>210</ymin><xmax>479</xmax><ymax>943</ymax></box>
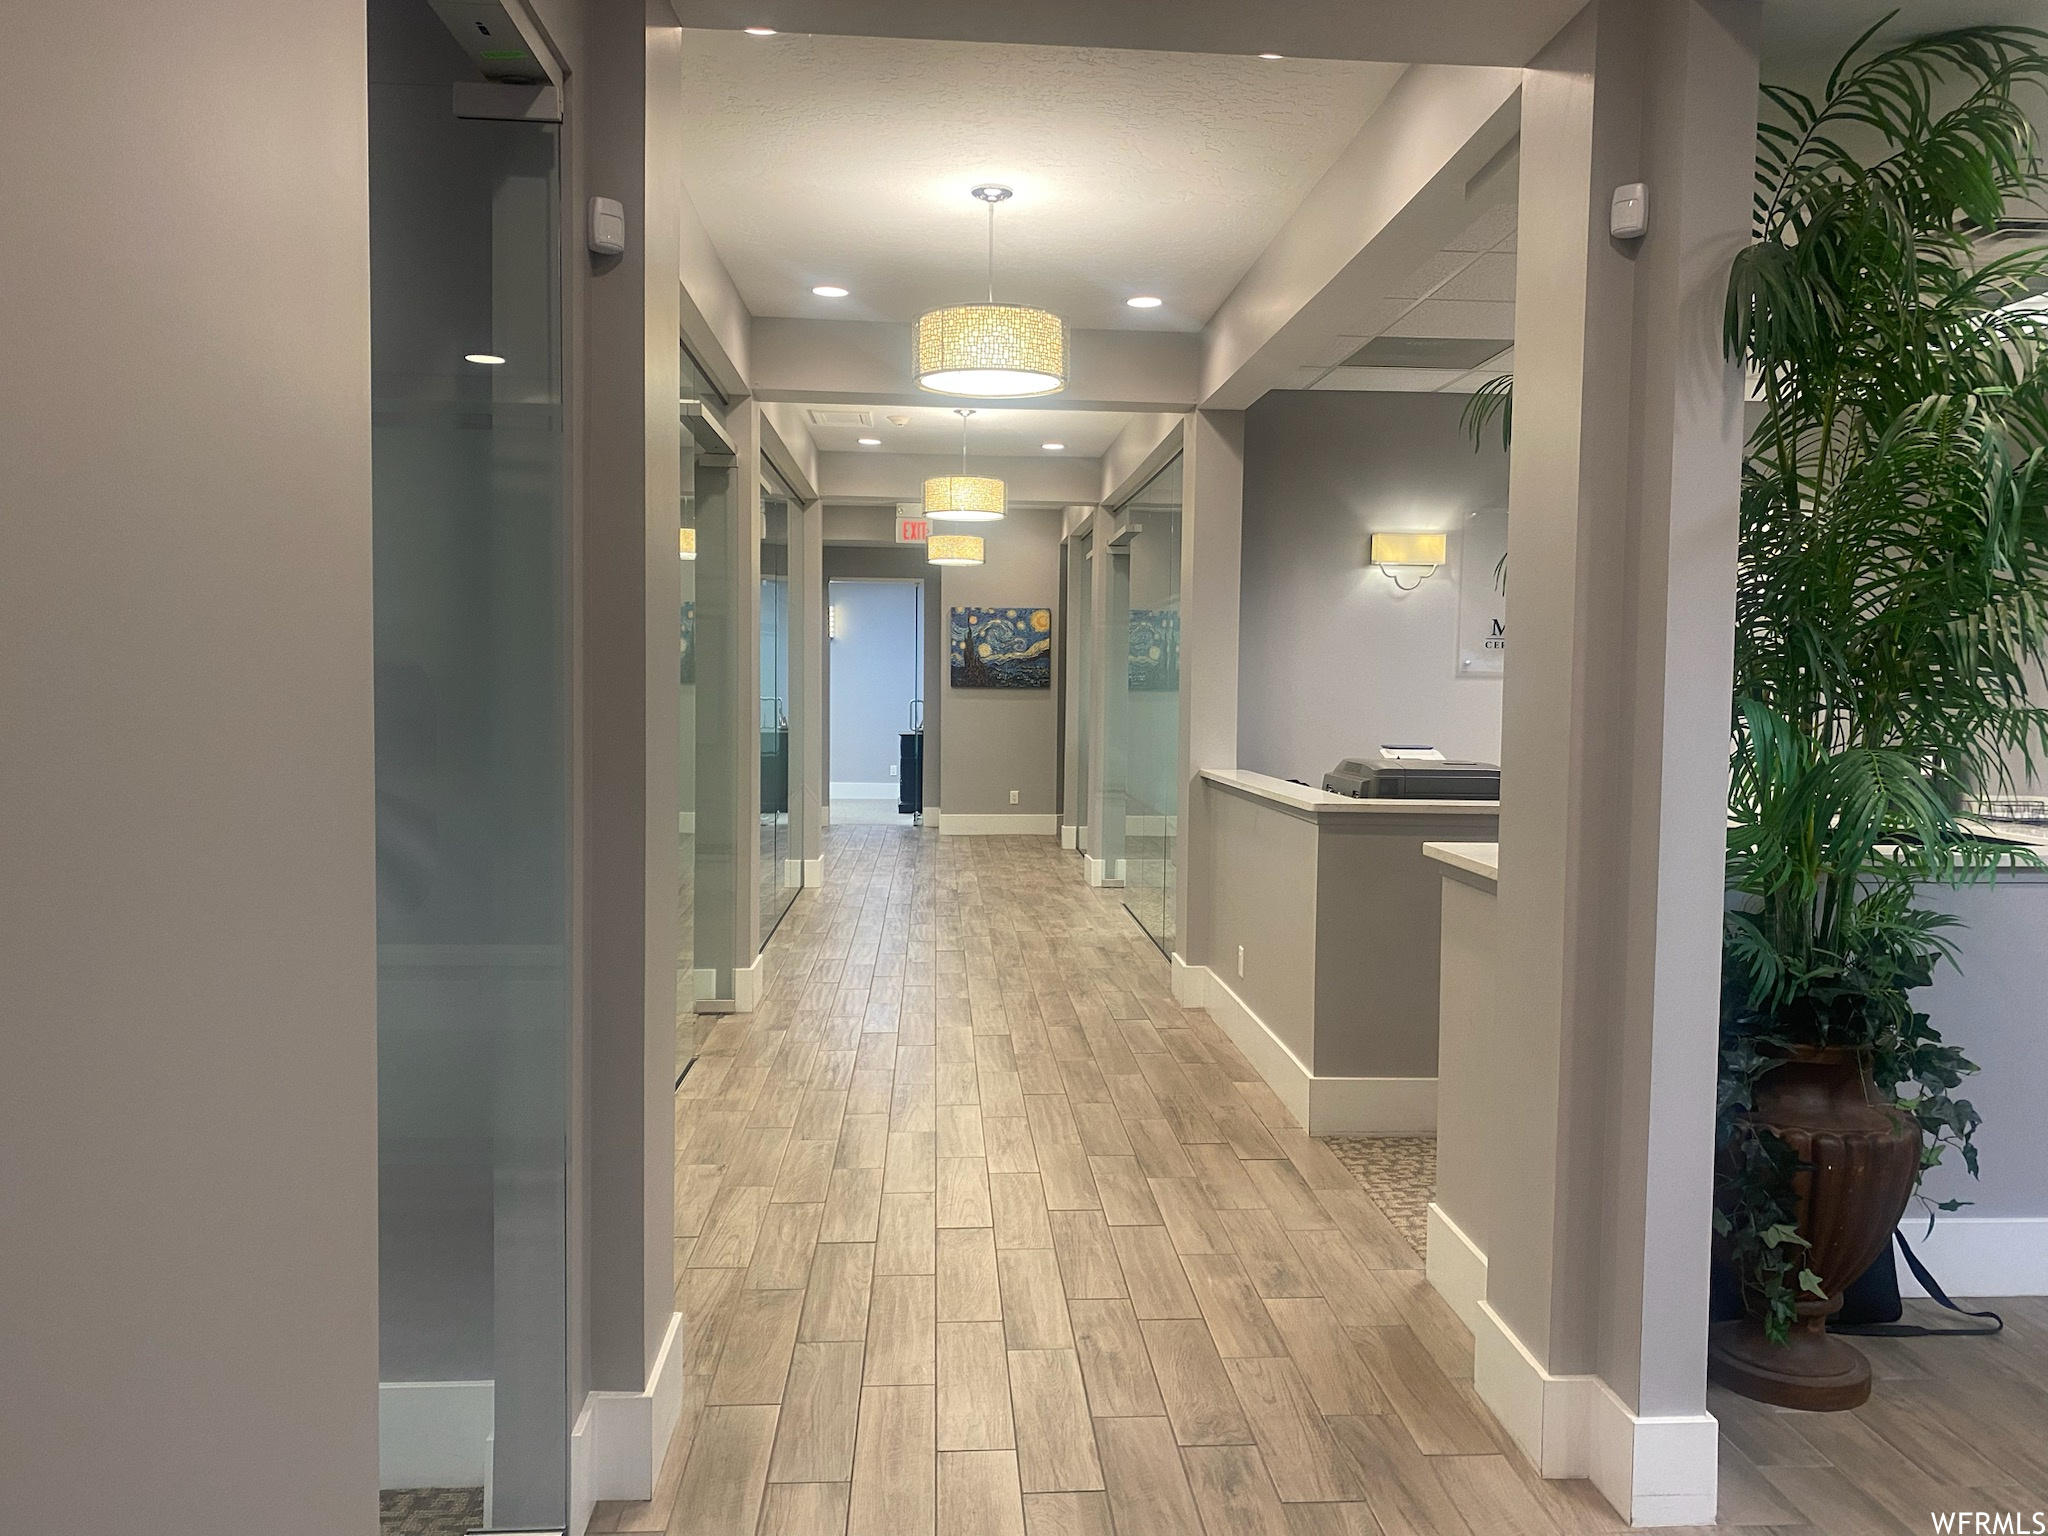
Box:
<box><xmin>1258</xmin><ymin>52</ymin><xmax>1284</xmax><ymax>59</ymax></box>
<box><xmin>1042</xmin><ymin>442</ymin><xmax>1066</xmax><ymax>451</ymax></box>
<box><xmin>858</xmin><ymin>437</ymin><xmax>882</xmax><ymax>446</ymax></box>
<box><xmin>743</xmin><ymin>26</ymin><xmax>777</xmax><ymax>35</ymax></box>
<box><xmin>1126</xmin><ymin>296</ymin><xmax>1164</xmax><ymax>309</ymax></box>
<box><xmin>811</xmin><ymin>284</ymin><xmax>849</xmax><ymax>298</ymax></box>
<box><xmin>465</xmin><ymin>353</ymin><xmax>506</xmax><ymax>365</ymax></box>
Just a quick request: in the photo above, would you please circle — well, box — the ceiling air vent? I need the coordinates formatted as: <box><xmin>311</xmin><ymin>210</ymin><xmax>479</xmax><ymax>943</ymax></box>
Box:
<box><xmin>806</xmin><ymin>408</ymin><xmax>874</xmax><ymax>427</ymax></box>
<box><xmin>1343</xmin><ymin>337</ymin><xmax>1510</xmax><ymax>370</ymax></box>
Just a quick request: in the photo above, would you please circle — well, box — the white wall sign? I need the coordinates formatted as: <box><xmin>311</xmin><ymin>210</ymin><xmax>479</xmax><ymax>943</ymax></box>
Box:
<box><xmin>1457</xmin><ymin>508</ymin><xmax>1507</xmax><ymax>677</ymax></box>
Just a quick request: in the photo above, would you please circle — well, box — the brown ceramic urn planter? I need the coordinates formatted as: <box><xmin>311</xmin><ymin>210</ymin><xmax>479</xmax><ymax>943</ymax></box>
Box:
<box><xmin>1708</xmin><ymin>1045</ymin><xmax>1921</xmax><ymax>1411</ymax></box>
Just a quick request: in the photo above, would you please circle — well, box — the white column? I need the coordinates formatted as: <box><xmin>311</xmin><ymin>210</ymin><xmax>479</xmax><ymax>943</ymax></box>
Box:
<box><xmin>1085</xmin><ymin>515</ymin><xmax>1128</xmax><ymax>887</ymax></box>
<box><xmin>793</xmin><ymin>497</ymin><xmax>826</xmax><ymax>882</ymax></box>
<box><xmin>1478</xmin><ymin>0</ymin><xmax>1759</xmax><ymax>1524</ymax></box>
<box><xmin>1174</xmin><ymin>409</ymin><xmax>1244</xmax><ymax>995</ymax></box>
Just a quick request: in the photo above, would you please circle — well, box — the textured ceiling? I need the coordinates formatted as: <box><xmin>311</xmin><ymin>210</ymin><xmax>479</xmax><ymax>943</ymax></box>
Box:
<box><xmin>798</xmin><ymin>403</ymin><xmax>1131</xmax><ymax>456</ymax></box>
<box><xmin>676</xmin><ymin>30</ymin><xmax>1407</xmax><ymax>331</ymax></box>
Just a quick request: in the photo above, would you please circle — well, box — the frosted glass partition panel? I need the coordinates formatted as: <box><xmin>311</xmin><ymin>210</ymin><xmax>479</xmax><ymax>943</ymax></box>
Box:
<box><xmin>370</xmin><ymin>0</ymin><xmax>567</xmax><ymax>1522</ymax></box>
<box><xmin>1119</xmin><ymin>456</ymin><xmax>1183</xmax><ymax>954</ymax></box>
<box><xmin>760</xmin><ymin>481</ymin><xmax>800</xmax><ymax>942</ymax></box>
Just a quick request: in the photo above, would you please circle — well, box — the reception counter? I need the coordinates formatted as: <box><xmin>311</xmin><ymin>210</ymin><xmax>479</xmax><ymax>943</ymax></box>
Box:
<box><xmin>1419</xmin><ymin>835</ymin><xmax>2048</xmax><ymax>1318</ymax></box>
<box><xmin>1177</xmin><ymin>769</ymin><xmax>1498</xmax><ymax>1134</ymax></box>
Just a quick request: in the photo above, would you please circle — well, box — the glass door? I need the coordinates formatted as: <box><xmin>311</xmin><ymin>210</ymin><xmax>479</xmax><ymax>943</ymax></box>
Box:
<box><xmin>370</xmin><ymin>0</ymin><xmax>568</xmax><ymax>1525</ymax></box>
<box><xmin>759</xmin><ymin>474</ymin><xmax>800</xmax><ymax>942</ymax></box>
<box><xmin>1118</xmin><ymin>456</ymin><xmax>1183</xmax><ymax>954</ymax></box>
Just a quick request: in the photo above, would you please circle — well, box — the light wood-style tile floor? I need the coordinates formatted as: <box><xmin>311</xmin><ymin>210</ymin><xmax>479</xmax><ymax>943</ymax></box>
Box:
<box><xmin>591</xmin><ymin>823</ymin><xmax>2048</xmax><ymax>1536</ymax></box>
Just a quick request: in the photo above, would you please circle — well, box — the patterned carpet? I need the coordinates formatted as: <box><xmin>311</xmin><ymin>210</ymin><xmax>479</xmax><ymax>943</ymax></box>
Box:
<box><xmin>379</xmin><ymin>1487</ymin><xmax>482</xmax><ymax>1536</ymax></box>
<box><xmin>1322</xmin><ymin>1134</ymin><xmax>1435</xmax><ymax>1254</ymax></box>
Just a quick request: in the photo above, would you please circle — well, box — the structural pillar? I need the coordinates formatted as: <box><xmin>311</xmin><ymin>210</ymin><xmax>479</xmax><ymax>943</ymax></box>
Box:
<box><xmin>1173</xmin><ymin>409</ymin><xmax>1244</xmax><ymax>998</ymax></box>
<box><xmin>1481</xmin><ymin>0</ymin><xmax>1758</xmax><ymax>1524</ymax></box>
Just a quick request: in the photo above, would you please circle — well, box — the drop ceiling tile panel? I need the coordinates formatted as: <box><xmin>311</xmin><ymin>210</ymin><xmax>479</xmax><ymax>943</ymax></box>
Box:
<box><xmin>1386</xmin><ymin>250</ymin><xmax>1479</xmax><ymax>301</ymax></box>
<box><xmin>1384</xmin><ymin>299</ymin><xmax>1516</xmax><ymax>341</ymax></box>
<box><xmin>1447</xmin><ymin>203</ymin><xmax>1518</xmax><ymax>252</ymax></box>
<box><xmin>1311</xmin><ymin>367</ymin><xmax>1469</xmax><ymax>392</ymax></box>
<box><xmin>1432</xmin><ymin>252</ymin><xmax>1518</xmax><ymax>304</ymax></box>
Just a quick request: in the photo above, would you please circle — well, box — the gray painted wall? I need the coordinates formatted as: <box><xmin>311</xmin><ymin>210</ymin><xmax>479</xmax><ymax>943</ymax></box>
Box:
<box><xmin>830</xmin><ymin>580</ymin><xmax>924</xmax><ymax>787</ymax></box>
<box><xmin>1918</xmin><ymin>877</ymin><xmax>2048</xmax><ymax>1222</ymax></box>
<box><xmin>0</xmin><ymin>1</ymin><xmax>380</xmax><ymax>1530</ymax></box>
<box><xmin>940</xmin><ymin>508</ymin><xmax>1065</xmax><ymax>818</ymax></box>
<box><xmin>1237</xmin><ymin>390</ymin><xmax>1508</xmax><ymax>783</ymax></box>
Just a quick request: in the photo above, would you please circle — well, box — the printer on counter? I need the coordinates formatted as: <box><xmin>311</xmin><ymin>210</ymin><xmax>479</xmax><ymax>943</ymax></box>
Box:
<box><xmin>1323</xmin><ymin>745</ymin><xmax>1500</xmax><ymax>801</ymax></box>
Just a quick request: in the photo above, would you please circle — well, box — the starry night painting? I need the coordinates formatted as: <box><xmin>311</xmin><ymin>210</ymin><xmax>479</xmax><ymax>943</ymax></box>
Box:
<box><xmin>951</xmin><ymin>606</ymin><xmax>1052</xmax><ymax>689</ymax></box>
<box><xmin>1128</xmin><ymin>607</ymin><xmax>1180</xmax><ymax>692</ymax></box>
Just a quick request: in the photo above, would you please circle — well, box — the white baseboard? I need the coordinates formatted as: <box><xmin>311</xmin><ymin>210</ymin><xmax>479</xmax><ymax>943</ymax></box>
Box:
<box><xmin>735</xmin><ymin>952</ymin><xmax>765</xmax><ymax>1011</ymax></box>
<box><xmin>577</xmin><ymin>1312</ymin><xmax>686</xmax><ymax>1509</ymax></box>
<box><xmin>378</xmin><ymin>1379</ymin><xmax>492</xmax><ymax>1490</ymax></box>
<box><xmin>1060</xmin><ymin>822</ymin><xmax>1078</xmax><ymax>850</ymax></box>
<box><xmin>1171</xmin><ymin>952</ymin><xmax>1203</xmax><ymax>1007</ymax></box>
<box><xmin>831</xmin><ymin>781</ymin><xmax>898</xmax><ymax>799</ymax></box>
<box><xmin>803</xmin><ymin>856</ymin><xmax>823</xmax><ymax>884</ymax></box>
<box><xmin>1897</xmin><ymin>1215</ymin><xmax>2048</xmax><ymax>1297</ymax></box>
<box><xmin>676</xmin><ymin>811</ymin><xmax>695</xmax><ymax>834</ymax></box>
<box><xmin>1188</xmin><ymin>964</ymin><xmax>1435</xmax><ymax>1135</ymax></box>
<box><xmin>939</xmin><ymin>812</ymin><xmax>1058</xmax><ymax>836</ymax></box>
<box><xmin>820</xmin><ymin>803</ymin><xmax>830</xmax><ymax>825</ymax></box>
<box><xmin>1426</xmin><ymin>1201</ymin><xmax>1488</xmax><ymax>1334</ymax></box>
<box><xmin>1084</xmin><ymin>855</ymin><xmax>1125</xmax><ymax>887</ymax></box>
<box><xmin>1473</xmin><ymin>1299</ymin><xmax>1717</xmax><ymax>1527</ymax></box>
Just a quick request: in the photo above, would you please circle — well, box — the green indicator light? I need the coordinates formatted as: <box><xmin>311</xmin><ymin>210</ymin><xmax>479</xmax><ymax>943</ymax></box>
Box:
<box><xmin>481</xmin><ymin>47</ymin><xmax>527</xmax><ymax>59</ymax></box>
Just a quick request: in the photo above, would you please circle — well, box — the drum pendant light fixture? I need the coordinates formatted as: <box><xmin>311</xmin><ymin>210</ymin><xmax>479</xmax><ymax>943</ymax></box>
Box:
<box><xmin>927</xmin><ymin>534</ymin><xmax>985</xmax><ymax>566</ymax></box>
<box><xmin>914</xmin><ymin>185</ymin><xmax>1068</xmax><ymax>398</ymax></box>
<box><xmin>924</xmin><ymin>409</ymin><xmax>1006</xmax><ymax>522</ymax></box>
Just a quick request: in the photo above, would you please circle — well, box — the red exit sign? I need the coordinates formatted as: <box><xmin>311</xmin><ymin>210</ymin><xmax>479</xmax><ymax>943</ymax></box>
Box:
<box><xmin>896</xmin><ymin>516</ymin><xmax>930</xmax><ymax>544</ymax></box>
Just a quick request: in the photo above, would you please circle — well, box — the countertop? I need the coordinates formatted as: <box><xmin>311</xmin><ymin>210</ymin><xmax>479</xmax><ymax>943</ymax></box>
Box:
<box><xmin>1200</xmin><ymin>768</ymin><xmax>1501</xmax><ymax>817</ymax></box>
<box><xmin>1424</xmin><ymin>841</ymin><xmax>1500</xmax><ymax>882</ymax></box>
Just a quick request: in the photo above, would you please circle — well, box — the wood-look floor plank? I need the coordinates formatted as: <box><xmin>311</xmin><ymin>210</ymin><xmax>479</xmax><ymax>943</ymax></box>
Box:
<box><xmin>1009</xmin><ymin>1348</ymin><xmax>1105</xmax><ymax>1493</ymax></box>
<box><xmin>1183</xmin><ymin>1442</ymin><xmax>1294</xmax><ymax>1536</ymax></box>
<box><xmin>1182</xmin><ymin>1253</ymin><xmax>1289</xmax><ymax>1359</ymax></box>
<box><xmin>1096</xmin><ymin>1416</ymin><xmax>1206</xmax><ymax>1536</ymax></box>
<box><xmin>848</xmin><ymin>1385</ymin><xmax>935</xmax><ymax>1536</ymax></box>
<box><xmin>1068</xmin><ymin>1299</ymin><xmax>1165</xmax><ymax>1419</ymax></box>
<box><xmin>708</xmin><ymin>1288</ymin><xmax>805</xmax><ymax>1406</ymax></box>
<box><xmin>939</xmin><ymin>1450</ymin><xmax>1028</xmax><ymax>1536</ymax></box>
<box><xmin>768</xmin><ymin>1342</ymin><xmax>864</xmax><ymax>1483</ymax></box>
<box><xmin>999</xmin><ymin>1246</ymin><xmax>1076</xmax><ymax>1349</ymax></box>
<box><xmin>757</xmin><ymin>1479</ymin><xmax>851</xmax><ymax>1536</ymax></box>
<box><xmin>1348</xmin><ymin>1325</ymin><xmax>1496</xmax><ymax>1456</ymax></box>
<box><xmin>865</xmin><ymin>1272</ymin><xmax>937</xmax><ymax>1386</ymax></box>
<box><xmin>937</xmin><ymin>1224</ymin><xmax>1003</xmax><ymax>1322</ymax></box>
<box><xmin>1049</xmin><ymin>1209</ymin><xmax>1128</xmax><ymax>1300</ymax></box>
<box><xmin>875</xmin><ymin>1190</ymin><xmax>937</xmax><ymax>1275</ymax></box>
<box><xmin>798</xmin><ymin>1242</ymin><xmax>874</xmax><ymax>1344</ymax></box>
<box><xmin>1021</xmin><ymin>1491</ymin><xmax>1117</xmax><ymax>1536</ymax></box>
<box><xmin>1110</xmin><ymin>1225</ymin><xmax>1202</xmax><ymax>1320</ymax></box>
<box><xmin>1223</xmin><ymin>1356</ymin><xmax>1366</xmax><ymax>1502</ymax></box>
<box><xmin>673</xmin><ymin>1403</ymin><xmax>780</xmax><ymax>1536</ymax></box>
<box><xmin>938</xmin><ymin>1320</ymin><xmax>1016</xmax><ymax>1451</ymax></box>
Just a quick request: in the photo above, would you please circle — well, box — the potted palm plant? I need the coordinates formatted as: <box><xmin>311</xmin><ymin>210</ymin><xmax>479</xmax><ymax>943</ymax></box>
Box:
<box><xmin>1710</xmin><ymin>21</ymin><xmax>2048</xmax><ymax>1408</ymax></box>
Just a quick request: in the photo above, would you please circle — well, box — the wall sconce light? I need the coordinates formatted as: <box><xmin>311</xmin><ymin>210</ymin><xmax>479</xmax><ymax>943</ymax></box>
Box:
<box><xmin>679</xmin><ymin>527</ymin><xmax>697</xmax><ymax>560</ymax></box>
<box><xmin>1369</xmin><ymin>531</ymin><xmax>1446</xmax><ymax>591</ymax></box>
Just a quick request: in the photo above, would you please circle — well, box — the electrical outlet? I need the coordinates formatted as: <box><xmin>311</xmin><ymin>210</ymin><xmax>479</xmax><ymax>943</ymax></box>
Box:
<box><xmin>1009</xmin><ymin>789</ymin><xmax>1020</xmax><ymax>804</ymax></box>
<box><xmin>889</xmin><ymin>764</ymin><xmax>898</xmax><ymax>777</ymax></box>
<box><xmin>1237</xmin><ymin>945</ymin><xmax>1245</xmax><ymax>979</ymax></box>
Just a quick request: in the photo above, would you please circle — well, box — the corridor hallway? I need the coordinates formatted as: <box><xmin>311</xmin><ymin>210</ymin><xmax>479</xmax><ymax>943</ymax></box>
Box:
<box><xmin>592</xmin><ymin>822</ymin><xmax>1634</xmax><ymax>1536</ymax></box>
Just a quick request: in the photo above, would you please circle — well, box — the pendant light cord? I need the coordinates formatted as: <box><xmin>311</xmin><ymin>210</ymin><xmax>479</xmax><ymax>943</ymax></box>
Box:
<box><xmin>959</xmin><ymin>408</ymin><xmax>972</xmax><ymax>476</ymax></box>
<box><xmin>986</xmin><ymin>200</ymin><xmax>996</xmax><ymax>303</ymax></box>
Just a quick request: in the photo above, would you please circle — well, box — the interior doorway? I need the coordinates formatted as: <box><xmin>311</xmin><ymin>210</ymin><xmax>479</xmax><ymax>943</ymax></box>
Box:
<box><xmin>828</xmin><ymin>578</ymin><xmax>924</xmax><ymax>825</ymax></box>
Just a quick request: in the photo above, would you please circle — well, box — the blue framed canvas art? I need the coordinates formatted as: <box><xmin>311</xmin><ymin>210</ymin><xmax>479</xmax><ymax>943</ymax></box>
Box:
<box><xmin>950</xmin><ymin>606</ymin><xmax>1052</xmax><ymax>689</ymax></box>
